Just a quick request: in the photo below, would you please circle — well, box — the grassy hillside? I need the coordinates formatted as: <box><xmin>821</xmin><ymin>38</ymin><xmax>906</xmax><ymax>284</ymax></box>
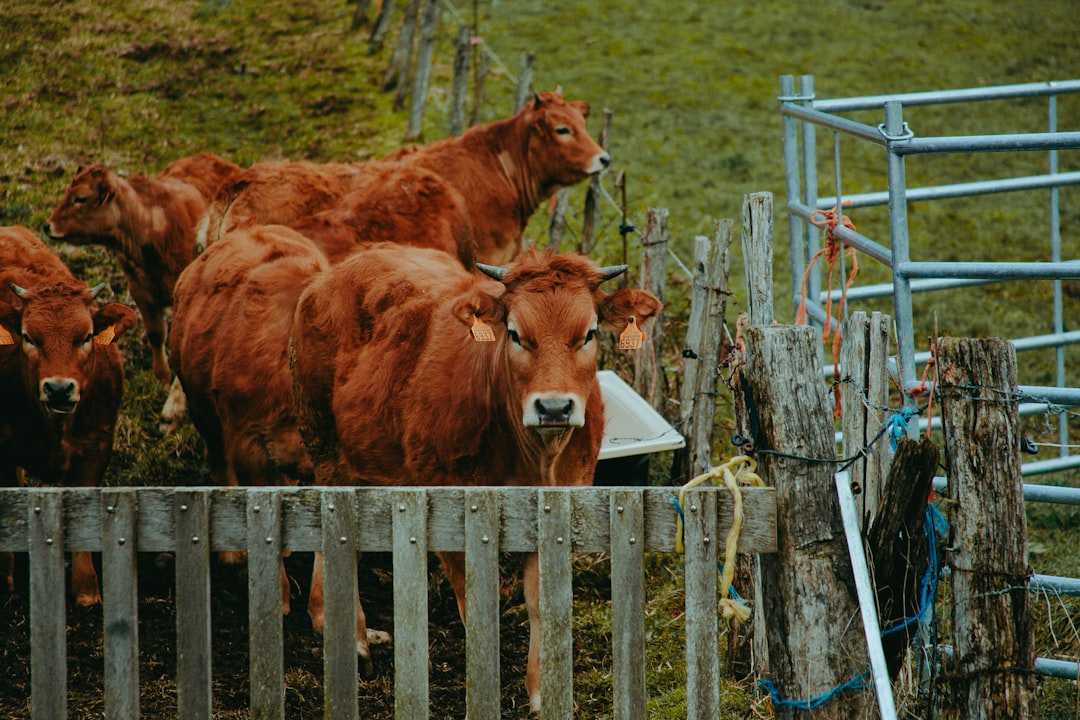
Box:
<box><xmin>2</xmin><ymin>0</ymin><xmax>1078</xmax><ymax>717</ymax></box>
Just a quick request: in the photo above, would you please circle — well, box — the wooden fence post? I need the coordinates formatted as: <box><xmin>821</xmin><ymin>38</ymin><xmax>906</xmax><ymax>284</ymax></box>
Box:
<box><xmin>368</xmin><ymin>0</ymin><xmax>397</xmax><ymax>53</ymax></box>
<box><xmin>633</xmin><ymin>208</ymin><xmax>669</xmax><ymax>416</ymax></box>
<box><xmin>404</xmin><ymin>0</ymin><xmax>440</xmax><ymax>142</ymax></box>
<box><xmin>839</xmin><ymin>311</ymin><xmax>892</xmax><ymax>528</ymax></box>
<box><xmin>733</xmin><ymin>191</ymin><xmax>773</xmax><ymax>678</ymax></box>
<box><xmin>546</xmin><ymin>190</ymin><xmax>570</xmax><ymax>250</ymax></box>
<box><xmin>580</xmin><ymin>108</ymin><xmax>612</xmax><ymax>255</ymax></box>
<box><xmin>513</xmin><ymin>52</ymin><xmax>535</xmax><ymax>113</ymax></box>
<box><xmin>449</xmin><ymin>24</ymin><xmax>471</xmax><ymax>136</ymax></box>
<box><xmin>740</xmin><ymin>325</ymin><xmax>875</xmax><ymax>718</ymax></box>
<box><xmin>671</xmin><ymin>221</ymin><xmax>732</xmax><ymax>484</ymax></box>
<box><xmin>383</xmin><ymin>0</ymin><xmax>421</xmax><ymax>103</ymax></box>
<box><xmin>937</xmin><ymin>337</ymin><xmax>1038</xmax><ymax>719</ymax></box>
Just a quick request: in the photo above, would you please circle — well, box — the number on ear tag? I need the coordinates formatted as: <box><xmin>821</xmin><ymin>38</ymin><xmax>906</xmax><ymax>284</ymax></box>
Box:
<box><xmin>0</xmin><ymin>327</ymin><xmax>13</xmax><ymax>346</ymax></box>
<box><xmin>471</xmin><ymin>316</ymin><xmax>495</xmax><ymax>342</ymax></box>
<box><xmin>94</xmin><ymin>324</ymin><xmax>116</xmax><ymax>346</ymax></box>
<box><xmin>618</xmin><ymin>317</ymin><xmax>644</xmax><ymax>350</ymax></box>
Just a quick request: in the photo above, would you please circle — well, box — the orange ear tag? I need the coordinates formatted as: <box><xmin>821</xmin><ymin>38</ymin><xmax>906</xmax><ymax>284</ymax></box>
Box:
<box><xmin>0</xmin><ymin>327</ymin><xmax>13</xmax><ymax>345</ymax></box>
<box><xmin>471</xmin><ymin>315</ymin><xmax>496</xmax><ymax>342</ymax></box>
<box><xmin>94</xmin><ymin>324</ymin><xmax>116</xmax><ymax>346</ymax></box>
<box><xmin>618</xmin><ymin>317</ymin><xmax>645</xmax><ymax>350</ymax></box>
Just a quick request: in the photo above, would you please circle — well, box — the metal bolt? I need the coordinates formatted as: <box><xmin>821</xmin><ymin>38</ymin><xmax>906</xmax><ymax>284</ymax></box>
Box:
<box><xmin>253</xmin><ymin>506</ymin><xmax>260</xmax><ymax>513</ymax></box>
<box><xmin>556</xmin><ymin>537</ymin><xmax>564</xmax><ymax>544</ymax></box>
<box><xmin>629</xmin><ymin>537</ymin><xmax>637</xmax><ymax>545</ymax></box>
<box><xmin>106</xmin><ymin>505</ymin><xmax>115</xmax><ymax>514</ymax></box>
<box><xmin>339</xmin><ymin>536</ymin><xmax>347</xmax><ymax>544</ymax></box>
<box><xmin>398</xmin><ymin>504</ymin><xmax>406</xmax><ymax>512</ymax></box>
<box><xmin>118</xmin><ymin>538</ymin><xmax>126</xmax><ymax>545</ymax></box>
<box><xmin>690</xmin><ymin>505</ymin><xmax>698</xmax><ymax>513</ymax></box>
<box><xmin>265</xmin><ymin>537</ymin><xmax>273</xmax><ymax>544</ymax></box>
<box><xmin>192</xmin><ymin>536</ymin><xmax>199</xmax><ymax>543</ymax></box>
<box><xmin>481</xmin><ymin>535</ymin><xmax>489</xmax><ymax>544</ymax></box>
<box><xmin>45</xmin><ymin>538</ymin><xmax>53</xmax><ymax>545</ymax></box>
<box><xmin>617</xmin><ymin>505</ymin><xmax>624</xmax><ymax>513</ymax></box>
<box><xmin>703</xmin><ymin>537</ymin><xmax>711</xmax><ymax>545</ymax></box>
<box><xmin>180</xmin><ymin>504</ymin><xmax>188</xmax><ymax>512</ymax></box>
<box><xmin>409</xmin><ymin>536</ymin><xmax>417</xmax><ymax>544</ymax></box>
<box><xmin>34</xmin><ymin>506</ymin><xmax>41</xmax><ymax>514</ymax></box>
<box><xmin>543</xmin><ymin>505</ymin><xmax>551</xmax><ymax>513</ymax></box>
<box><xmin>327</xmin><ymin>504</ymin><xmax>335</xmax><ymax>511</ymax></box>
<box><xmin>470</xmin><ymin>504</ymin><xmax>478</xmax><ymax>513</ymax></box>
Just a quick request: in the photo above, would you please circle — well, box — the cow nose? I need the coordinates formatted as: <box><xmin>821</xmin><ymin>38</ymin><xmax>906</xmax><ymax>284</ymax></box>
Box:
<box><xmin>535</xmin><ymin>397</ymin><xmax>574</xmax><ymax>424</ymax></box>
<box><xmin>599</xmin><ymin>152</ymin><xmax>611</xmax><ymax>168</ymax></box>
<box><xmin>42</xmin><ymin>221</ymin><xmax>52</xmax><ymax>236</ymax></box>
<box><xmin>42</xmin><ymin>378</ymin><xmax>79</xmax><ymax>414</ymax></box>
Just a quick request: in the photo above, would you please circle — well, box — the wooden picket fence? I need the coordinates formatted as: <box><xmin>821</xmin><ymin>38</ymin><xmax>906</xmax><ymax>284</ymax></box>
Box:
<box><xmin>0</xmin><ymin>484</ymin><xmax>776</xmax><ymax>720</ymax></box>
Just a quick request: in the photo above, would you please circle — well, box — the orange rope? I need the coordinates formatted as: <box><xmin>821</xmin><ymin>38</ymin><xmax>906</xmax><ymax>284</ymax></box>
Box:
<box><xmin>794</xmin><ymin>204</ymin><xmax>858</xmax><ymax>417</ymax></box>
<box><xmin>908</xmin><ymin>341</ymin><xmax>938</xmax><ymax>441</ymax></box>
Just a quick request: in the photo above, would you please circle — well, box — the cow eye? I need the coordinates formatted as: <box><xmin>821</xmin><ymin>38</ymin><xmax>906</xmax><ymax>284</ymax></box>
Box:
<box><xmin>555</xmin><ymin>126</ymin><xmax>572</xmax><ymax>136</ymax></box>
<box><xmin>21</xmin><ymin>334</ymin><xmax>35</xmax><ymax>348</ymax></box>
<box><xmin>507</xmin><ymin>328</ymin><xmax>522</xmax><ymax>346</ymax></box>
<box><xmin>73</xmin><ymin>196</ymin><xmax>88</xmax><ymax>206</ymax></box>
<box><xmin>584</xmin><ymin>329</ymin><xmax>596</xmax><ymax>345</ymax></box>
<box><xmin>81</xmin><ymin>333</ymin><xmax>93</xmax><ymax>347</ymax></box>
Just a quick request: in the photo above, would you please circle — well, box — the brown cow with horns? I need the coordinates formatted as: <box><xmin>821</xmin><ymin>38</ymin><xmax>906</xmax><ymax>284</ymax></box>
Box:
<box><xmin>291</xmin><ymin>244</ymin><xmax>662</xmax><ymax>712</ymax></box>
<box><xmin>0</xmin><ymin>225</ymin><xmax>137</xmax><ymax>604</ymax></box>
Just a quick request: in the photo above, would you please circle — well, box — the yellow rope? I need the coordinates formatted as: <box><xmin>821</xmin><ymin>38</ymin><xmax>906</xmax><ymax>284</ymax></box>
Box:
<box><xmin>676</xmin><ymin>455</ymin><xmax>764</xmax><ymax>623</ymax></box>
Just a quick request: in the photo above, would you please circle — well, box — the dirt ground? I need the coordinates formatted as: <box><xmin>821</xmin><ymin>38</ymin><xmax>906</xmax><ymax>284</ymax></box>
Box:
<box><xmin>0</xmin><ymin>549</ymin><xmax>550</xmax><ymax>719</ymax></box>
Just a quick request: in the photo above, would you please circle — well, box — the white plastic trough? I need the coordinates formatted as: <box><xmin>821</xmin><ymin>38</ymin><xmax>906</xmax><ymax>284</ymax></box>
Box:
<box><xmin>595</xmin><ymin>370</ymin><xmax>685</xmax><ymax>485</ymax></box>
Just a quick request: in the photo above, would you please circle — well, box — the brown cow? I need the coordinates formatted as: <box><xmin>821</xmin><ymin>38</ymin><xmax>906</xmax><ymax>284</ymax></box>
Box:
<box><xmin>43</xmin><ymin>162</ymin><xmax>218</xmax><ymax>384</ymax></box>
<box><xmin>208</xmin><ymin>159</ymin><xmax>367</xmax><ymax>244</ymax></box>
<box><xmin>291</xmin><ymin>245</ymin><xmax>661</xmax><ymax>710</ymax></box>
<box><xmin>0</xmin><ymin>226</ymin><xmax>137</xmax><ymax>605</ymax></box>
<box><xmin>386</xmin><ymin>90</ymin><xmax>611</xmax><ymax>265</ymax></box>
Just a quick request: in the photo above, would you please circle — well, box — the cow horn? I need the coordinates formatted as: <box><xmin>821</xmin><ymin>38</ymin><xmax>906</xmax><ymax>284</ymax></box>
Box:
<box><xmin>597</xmin><ymin>265</ymin><xmax>628</xmax><ymax>282</ymax></box>
<box><xmin>476</xmin><ymin>263</ymin><xmax>509</xmax><ymax>281</ymax></box>
<box><xmin>8</xmin><ymin>281</ymin><xmax>27</xmax><ymax>297</ymax></box>
<box><xmin>90</xmin><ymin>282</ymin><xmax>110</xmax><ymax>299</ymax></box>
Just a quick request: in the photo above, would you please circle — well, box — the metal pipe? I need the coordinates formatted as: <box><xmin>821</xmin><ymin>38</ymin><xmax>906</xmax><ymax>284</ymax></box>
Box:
<box><xmin>933</xmin><ymin>476</ymin><xmax>1080</xmax><ymax>503</ymax></box>
<box><xmin>893</xmin><ymin>131</ymin><xmax>1080</xmax><ymax>155</ymax></box>
<box><xmin>897</xmin><ymin>260</ymin><xmax>1080</xmax><ymax>280</ymax></box>
<box><xmin>834</xmin><ymin>471</ymin><xmax>898</xmax><ymax>720</ymax></box>
<box><xmin>820</xmin><ymin>170</ymin><xmax>1080</xmax><ymax>209</ymax></box>
<box><xmin>812</xmin><ymin>79</ymin><xmax>1080</xmax><ymax>113</ymax></box>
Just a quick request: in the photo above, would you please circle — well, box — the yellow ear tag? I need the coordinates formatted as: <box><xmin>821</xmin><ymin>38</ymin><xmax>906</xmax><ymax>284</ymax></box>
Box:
<box><xmin>94</xmin><ymin>324</ymin><xmax>116</xmax><ymax>346</ymax></box>
<box><xmin>618</xmin><ymin>317</ymin><xmax>645</xmax><ymax>350</ymax></box>
<box><xmin>0</xmin><ymin>327</ymin><xmax>13</xmax><ymax>346</ymax></box>
<box><xmin>471</xmin><ymin>315</ymin><xmax>496</xmax><ymax>342</ymax></box>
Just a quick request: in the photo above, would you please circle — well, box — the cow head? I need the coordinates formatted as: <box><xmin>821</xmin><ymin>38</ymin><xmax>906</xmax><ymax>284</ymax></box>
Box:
<box><xmin>42</xmin><ymin>163</ymin><xmax>120</xmax><ymax>244</ymax></box>
<box><xmin>524</xmin><ymin>91</ymin><xmax>611</xmax><ymax>191</ymax></box>
<box><xmin>0</xmin><ymin>280</ymin><xmax>136</xmax><ymax>417</ymax></box>
<box><xmin>465</xmin><ymin>250</ymin><xmax>660</xmax><ymax>438</ymax></box>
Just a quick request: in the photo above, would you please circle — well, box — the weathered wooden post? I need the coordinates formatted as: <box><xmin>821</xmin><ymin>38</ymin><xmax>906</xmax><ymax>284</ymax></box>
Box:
<box><xmin>513</xmin><ymin>53</ymin><xmax>535</xmax><ymax>113</ymax></box>
<box><xmin>404</xmin><ymin>0</ymin><xmax>440</xmax><ymax>142</ymax></box>
<box><xmin>546</xmin><ymin>190</ymin><xmax>570</xmax><ymax>250</ymax></box>
<box><xmin>740</xmin><ymin>325</ymin><xmax>876</xmax><ymax>718</ymax></box>
<box><xmin>732</xmin><ymin>191</ymin><xmax>774</xmax><ymax>678</ymax></box>
<box><xmin>580</xmin><ymin>108</ymin><xmax>612</xmax><ymax>255</ymax></box>
<box><xmin>671</xmin><ymin>220</ymin><xmax>732</xmax><ymax>484</ymax></box>
<box><xmin>839</xmin><ymin>311</ymin><xmax>892</xmax><ymax>528</ymax></box>
<box><xmin>382</xmin><ymin>0</ymin><xmax>421</xmax><ymax>105</ymax></box>
<box><xmin>349</xmin><ymin>0</ymin><xmax>374</xmax><ymax>31</ymax></box>
<box><xmin>937</xmin><ymin>337</ymin><xmax>1038</xmax><ymax>719</ymax></box>
<box><xmin>449</xmin><ymin>24</ymin><xmax>471</xmax><ymax>136</ymax></box>
<box><xmin>633</xmin><ymin>208</ymin><xmax>669</xmax><ymax>415</ymax></box>
<box><xmin>368</xmin><ymin>0</ymin><xmax>397</xmax><ymax>52</ymax></box>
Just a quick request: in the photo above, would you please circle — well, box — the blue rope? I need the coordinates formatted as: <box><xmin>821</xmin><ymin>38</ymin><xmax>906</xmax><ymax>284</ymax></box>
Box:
<box><xmin>886</xmin><ymin>407</ymin><xmax>918</xmax><ymax>451</ymax></box>
<box><xmin>758</xmin><ymin>673</ymin><xmax>872</xmax><ymax>710</ymax></box>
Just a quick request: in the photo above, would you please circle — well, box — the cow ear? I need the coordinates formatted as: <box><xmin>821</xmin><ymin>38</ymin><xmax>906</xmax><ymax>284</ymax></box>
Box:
<box><xmin>452</xmin><ymin>283</ymin><xmax>506</xmax><ymax>341</ymax></box>
<box><xmin>92</xmin><ymin>302</ymin><xmax>138</xmax><ymax>345</ymax></box>
<box><xmin>0</xmin><ymin>301</ymin><xmax>18</xmax><ymax>346</ymax></box>
<box><xmin>598</xmin><ymin>288</ymin><xmax>662</xmax><ymax>333</ymax></box>
<box><xmin>570</xmin><ymin>100</ymin><xmax>591</xmax><ymax>118</ymax></box>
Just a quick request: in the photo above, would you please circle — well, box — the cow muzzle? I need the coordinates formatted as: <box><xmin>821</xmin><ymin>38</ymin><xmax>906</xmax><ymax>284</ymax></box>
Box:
<box><xmin>41</xmin><ymin>377</ymin><xmax>80</xmax><ymax>415</ymax></box>
<box><xmin>523</xmin><ymin>392</ymin><xmax>586</xmax><ymax>434</ymax></box>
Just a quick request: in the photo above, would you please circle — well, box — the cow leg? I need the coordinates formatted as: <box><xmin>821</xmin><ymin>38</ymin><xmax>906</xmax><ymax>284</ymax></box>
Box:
<box><xmin>71</xmin><ymin>551</ymin><xmax>101</xmax><ymax>606</ymax></box>
<box><xmin>308</xmin><ymin>551</ymin><xmax>382</xmax><ymax>677</ymax></box>
<box><xmin>143</xmin><ymin>310</ymin><xmax>171</xmax><ymax>385</ymax></box>
<box><xmin>438</xmin><ymin>551</ymin><xmax>468</xmax><ymax>623</ymax></box>
<box><xmin>158</xmin><ymin>377</ymin><xmax>188</xmax><ymax>436</ymax></box>
<box><xmin>524</xmin><ymin>552</ymin><xmax>541</xmax><ymax>713</ymax></box>
<box><xmin>280</xmin><ymin>559</ymin><xmax>291</xmax><ymax>615</ymax></box>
